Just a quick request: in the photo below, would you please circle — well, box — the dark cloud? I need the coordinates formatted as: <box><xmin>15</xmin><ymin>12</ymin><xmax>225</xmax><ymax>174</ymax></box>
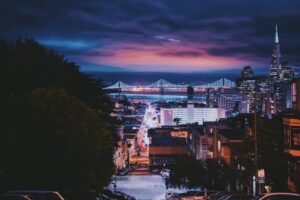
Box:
<box><xmin>84</xmin><ymin>51</ymin><xmax>116</xmax><ymax>57</ymax></box>
<box><xmin>207</xmin><ymin>44</ymin><xmax>270</xmax><ymax>59</ymax></box>
<box><xmin>159</xmin><ymin>50</ymin><xmax>204</xmax><ymax>57</ymax></box>
<box><xmin>1</xmin><ymin>0</ymin><xmax>300</xmax><ymax>71</ymax></box>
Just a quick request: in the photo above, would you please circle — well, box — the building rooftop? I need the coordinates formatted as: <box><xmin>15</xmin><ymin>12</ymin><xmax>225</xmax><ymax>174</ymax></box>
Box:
<box><xmin>123</xmin><ymin>134</ymin><xmax>136</xmax><ymax>140</ymax></box>
<box><xmin>123</xmin><ymin>125</ymin><xmax>140</xmax><ymax>134</ymax></box>
<box><xmin>150</xmin><ymin>136</ymin><xmax>187</xmax><ymax>147</ymax></box>
<box><xmin>218</xmin><ymin>129</ymin><xmax>244</xmax><ymax>141</ymax></box>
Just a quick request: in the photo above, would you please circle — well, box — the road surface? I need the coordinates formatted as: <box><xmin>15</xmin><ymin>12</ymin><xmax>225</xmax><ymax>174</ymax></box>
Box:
<box><xmin>111</xmin><ymin>175</ymin><xmax>189</xmax><ymax>200</ymax></box>
<box><xmin>133</xmin><ymin>104</ymin><xmax>159</xmax><ymax>167</ymax></box>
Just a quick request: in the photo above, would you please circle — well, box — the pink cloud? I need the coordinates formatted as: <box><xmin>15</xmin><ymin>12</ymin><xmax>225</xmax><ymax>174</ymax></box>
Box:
<box><xmin>83</xmin><ymin>42</ymin><xmax>257</xmax><ymax>72</ymax></box>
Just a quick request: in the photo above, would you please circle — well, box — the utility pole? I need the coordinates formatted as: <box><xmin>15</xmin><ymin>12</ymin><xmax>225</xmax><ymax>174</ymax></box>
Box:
<box><xmin>254</xmin><ymin>92</ymin><xmax>258</xmax><ymax>196</ymax></box>
<box><xmin>213</xmin><ymin>128</ymin><xmax>218</xmax><ymax>159</ymax></box>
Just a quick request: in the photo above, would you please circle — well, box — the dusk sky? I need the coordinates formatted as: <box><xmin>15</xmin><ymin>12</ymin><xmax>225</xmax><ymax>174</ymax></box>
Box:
<box><xmin>1</xmin><ymin>0</ymin><xmax>300</xmax><ymax>73</ymax></box>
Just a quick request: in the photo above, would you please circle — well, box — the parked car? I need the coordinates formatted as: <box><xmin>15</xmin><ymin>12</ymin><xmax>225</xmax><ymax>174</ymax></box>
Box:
<box><xmin>161</xmin><ymin>169</ymin><xmax>170</xmax><ymax>177</ymax></box>
<box><xmin>219</xmin><ymin>194</ymin><xmax>253</xmax><ymax>200</ymax></box>
<box><xmin>169</xmin><ymin>193</ymin><xmax>187</xmax><ymax>200</ymax></box>
<box><xmin>151</xmin><ymin>168</ymin><xmax>160</xmax><ymax>173</ymax></box>
<box><xmin>98</xmin><ymin>189</ymin><xmax>135</xmax><ymax>200</ymax></box>
<box><xmin>165</xmin><ymin>192</ymin><xmax>177</xmax><ymax>200</ymax></box>
<box><xmin>202</xmin><ymin>192</ymin><xmax>229</xmax><ymax>200</ymax></box>
<box><xmin>180</xmin><ymin>191</ymin><xmax>214</xmax><ymax>200</ymax></box>
<box><xmin>168</xmin><ymin>191</ymin><xmax>213</xmax><ymax>200</ymax></box>
<box><xmin>6</xmin><ymin>191</ymin><xmax>65</xmax><ymax>200</ymax></box>
<box><xmin>0</xmin><ymin>195</ymin><xmax>31</xmax><ymax>200</ymax></box>
<box><xmin>114</xmin><ymin>191</ymin><xmax>135</xmax><ymax>200</ymax></box>
<box><xmin>118</xmin><ymin>170</ymin><xmax>127</xmax><ymax>176</ymax></box>
<box><xmin>257</xmin><ymin>192</ymin><xmax>300</xmax><ymax>200</ymax></box>
<box><xmin>63</xmin><ymin>192</ymin><xmax>99</xmax><ymax>200</ymax></box>
<box><xmin>181</xmin><ymin>192</ymin><xmax>206</xmax><ymax>200</ymax></box>
<box><xmin>131</xmin><ymin>164</ymin><xmax>139</xmax><ymax>169</ymax></box>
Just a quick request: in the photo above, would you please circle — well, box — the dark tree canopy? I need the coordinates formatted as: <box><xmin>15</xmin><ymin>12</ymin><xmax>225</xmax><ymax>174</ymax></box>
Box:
<box><xmin>235</xmin><ymin>115</ymin><xmax>288</xmax><ymax>192</ymax></box>
<box><xmin>257</xmin><ymin>115</ymin><xmax>288</xmax><ymax>191</ymax></box>
<box><xmin>0</xmin><ymin>39</ymin><xmax>113</xmax><ymax>116</ymax></box>
<box><xmin>168</xmin><ymin>156</ymin><xmax>206</xmax><ymax>189</ymax></box>
<box><xmin>167</xmin><ymin>157</ymin><xmax>234</xmax><ymax>190</ymax></box>
<box><xmin>0</xmin><ymin>39</ymin><xmax>117</xmax><ymax>193</ymax></box>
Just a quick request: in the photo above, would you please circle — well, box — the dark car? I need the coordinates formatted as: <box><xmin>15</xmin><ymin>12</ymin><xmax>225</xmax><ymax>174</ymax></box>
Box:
<box><xmin>220</xmin><ymin>194</ymin><xmax>254</xmax><ymax>200</ymax></box>
<box><xmin>63</xmin><ymin>192</ymin><xmax>98</xmax><ymax>200</ymax></box>
<box><xmin>114</xmin><ymin>191</ymin><xmax>135</xmax><ymax>200</ymax></box>
<box><xmin>0</xmin><ymin>195</ymin><xmax>31</xmax><ymax>200</ymax></box>
<box><xmin>257</xmin><ymin>193</ymin><xmax>300</xmax><ymax>200</ymax></box>
<box><xmin>118</xmin><ymin>170</ymin><xmax>127</xmax><ymax>176</ymax></box>
<box><xmin>99</xmin><ymin>189</ymin><xmax>134</xmax><ymax>200</ymax></box>
<box><xmin>165</xmin><ymin>192</ymin><xmax>178</xmax><ymax>200</ymax></box>
<box><xmin>202</xmin><ymin>192</ymin><xmax>228</xmax><ymax>200</ymax></box>
<box><xmin>6</xmin><ymin>191</ymin><xmax>65</xmax><ymax>200</ymax></box>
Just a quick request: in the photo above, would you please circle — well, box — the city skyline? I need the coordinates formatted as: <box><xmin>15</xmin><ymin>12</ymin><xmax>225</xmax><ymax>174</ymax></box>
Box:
<box><xmin>1</xmin><ymin>0</ymin><xmax>300</xmax><ymax>73</ymax></box>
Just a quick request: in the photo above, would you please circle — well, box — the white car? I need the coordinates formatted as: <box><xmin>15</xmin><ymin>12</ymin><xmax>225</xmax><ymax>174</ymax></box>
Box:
<box><xmin>161</xmin><ymin>169</ymin><xmax>170</xmax><ymax>177</ymax></box>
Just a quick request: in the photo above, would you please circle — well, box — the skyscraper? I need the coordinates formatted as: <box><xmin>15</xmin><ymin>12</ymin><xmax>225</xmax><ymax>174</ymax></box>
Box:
<box><xmin>280</xmin><ymin>60</ymin><xmax>295</xmax><ymax>81</ymax></box>
<box><xmin>237</xmin><ymin>66</ymin><xmax>256</xmax><ymax>112</ymax></box>
<box><xmin>269</xmin><ymin>24</ymin><xmax>281</xmax><ymax>80</ymax></box>
<box><xmin>268</xmin><ymin>24</ymin><xmax>295</xmax><ymax>112</ymax></box>
<box><xmin>241</xmin><ymin>66</ymin><xmax>254</xmax><ymax>79</ymax></box>
<box><xmin>206</xmin><ymin>88</ymin><xmax>216</xmax><ymax>107</ymax></box>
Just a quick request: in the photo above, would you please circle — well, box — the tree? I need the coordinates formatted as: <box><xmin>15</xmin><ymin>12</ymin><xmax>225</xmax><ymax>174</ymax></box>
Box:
<box><xmin>234</xmin><ymin>115</ymin><xmax>288</xmax><ymax>192</ymax></box>
<box><xmin>167</xmin><ymin>157</ymin><xmax>234</xmax><ymax>190</ymax></box>
<box><xmin>0</xmin><ymin>39</ymin><xmax>118</xmax><ymax>194</ymax></box>
<box><xmin>173</xmin><ymin>118</ymin><xmax>181</xmax><ymax>126</ymax></box>
<box><xmin>1</xmin><ymin>88</ymin><xmax>114</xmax><ymax>193</ymax></box>
<box><xmin>0</xmin><ymin>39</ymin><xmax>114</xmax><ymax>119</ymax></box>
<box><xmin>257</xmin><ymin>115</ymin><xmax>288</xmax><ymax>191</ymax></box>
<box><xmin>204</xmin><ymin>159</ymin><xmax>235</xmax><ymax>190</ymax></box>
<box><xmin>167</xmin><ymin>156</ymin><xmax>206</xmax><ymax>189</ymax></box>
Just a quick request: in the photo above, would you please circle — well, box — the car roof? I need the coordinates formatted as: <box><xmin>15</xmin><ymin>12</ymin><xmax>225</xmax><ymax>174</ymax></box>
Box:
<box><xmin>0</xmin><ymin>195</ymin><xmax>31</xmax><ymax>200</ymax></box>
<box><xmin>6</xmin><ymin>191</ymin><xmax>64</xmax><ymax>200</ymax></box>
<box><xmin>260</xmin><ymin>192</ymin><xmax>300</xmax><ymax>199</ymax></box>
<box><xmin>7</xmin><ymin>191</ymin><xmax>59</xmax><ymax>194</ymax></box>
<box><xmin>263</xmin><ymin>193</ymin><xmax>300</xmax><ymax>196</ymax></box>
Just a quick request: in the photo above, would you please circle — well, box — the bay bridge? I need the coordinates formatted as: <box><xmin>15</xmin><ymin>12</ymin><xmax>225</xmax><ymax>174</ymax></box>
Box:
<box><xmin>105</xmin><ymin>77</ymin><xmax>236</xmax><ymax>94</ymax></box>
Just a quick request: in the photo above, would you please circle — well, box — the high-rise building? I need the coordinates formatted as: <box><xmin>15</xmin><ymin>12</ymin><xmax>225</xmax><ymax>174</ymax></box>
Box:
<box><xmin>274</xmin><ymin>80</ymin><xmax>291</xmax><ymax>112</ymax></box>
<box><xmin>187</xmin><ymin>86</ymin><xmax>194</xmax><ymax>99</ymax></box>
<box><xmin>237</xmin><ymin>25</ymin><xmax>295</xmax><ymax>114</ymax></box>
<box><xmin>257</xmin><ymin>92</ymin><xmax>272</xmax><ymax>116</ymax></box>
<box><xmin>270</xmin><ymin>24</ymin><xmax>282</xmax><ymax>80</ymax></box>
<box><xmin>286</xmin><ymin>78</ymin><xmax>300</xmax><ymax>112</ymax></box>
<box><xmin>280</xmin><ymin>60</ymin><xmax>295</xmax><ymax>81</ymax></box>
<box><xmin>237</xmin><ymin>66</ymin><xmax>275</xmax><ymax>114</ymax></box>
<box><xmin>241</xmin><ymin>66</ymin><xmax>254</xmax><ymax>79</ymax></box>
<box><xmin>237</xmin><ymin>67</ymin><xmax>257</xmax><ymax>112</ymax></box>
<box><xmin>268</xmin><ymin>24</ymin><xmax>295</xmax><ymax>112</ymax></box>
<box><xmin>206</xmin><ymin>88</ymin><xmax>216</xmax><ymax>107</ymax></box>
<box><xmin>160</xmin><ymin>104</ymin><xmax>225</xmax><ymax>125</ymax></box>
<box><xmin>256</xmin><ymin>77</ymin><xmax>276</xmax><ymax>114</ymax></box>
<box><xmin>216</xmin><ymin>89</ymin><xmax>249</xmax><ymax>116</ymax></box>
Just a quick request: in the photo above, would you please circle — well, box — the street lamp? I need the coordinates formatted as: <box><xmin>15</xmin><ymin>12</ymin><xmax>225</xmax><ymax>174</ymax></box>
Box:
<box><xmin>114</xmin><ymin>175</ymin><xmax>117</xmax><ymax>192</ymax></box>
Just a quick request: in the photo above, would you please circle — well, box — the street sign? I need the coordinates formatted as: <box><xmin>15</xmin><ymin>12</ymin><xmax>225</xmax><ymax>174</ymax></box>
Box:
<box><xmin>257</xmin><ymin>169</ymin><xmax>265</xmax><ymax>184</ymax></box>
<box><xmin>258</xmin><ymin>178</ymin><xmax>265</xmax><ymax>184</ymax></box>
<box><xmin>258</xmin><ymin>169</ymin><xmax>265</xmax><ymax>178</ymax></box>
